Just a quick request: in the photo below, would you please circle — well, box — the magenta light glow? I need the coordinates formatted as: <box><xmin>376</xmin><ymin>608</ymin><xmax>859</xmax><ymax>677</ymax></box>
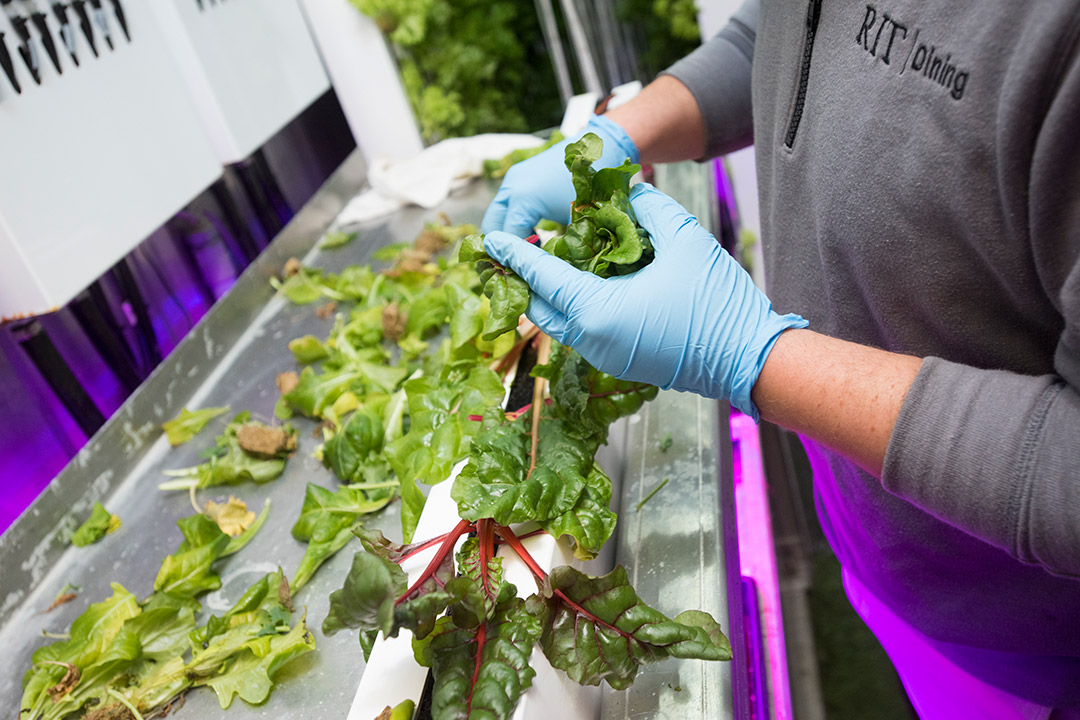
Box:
<box><xmin>731</xmin><ymin>410</ymin><xmax>794</xmax><ymax>720</ymax></box>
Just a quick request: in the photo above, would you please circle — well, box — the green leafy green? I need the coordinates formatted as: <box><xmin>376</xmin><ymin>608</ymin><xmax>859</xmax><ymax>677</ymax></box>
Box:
<box><xmin>290</xmin><ymin>484</ymin><xmax>395</xmax><ymax>591</ymax></box>
<box><xmin>160</xmin><ymin>413</ymin><xmax>294</xmax><ymax>492</ymax></box>
<box><xmin>419</xmin><ymin>598</ymin><xmax>541</xmax><ymax>720</ymax></box>
<box><xmin>539</xmin><ymin>463</ymin><xmax>617</xmax><ymax>560</ymax></box>
<box><xmin>20</xmin><ymin>516</ymin><xmax>299</xmax><ymax>720</ymax></box>
<box><xmin>289</xmin><ymin>335</ymin><xmax>330</xmax><ymax>364</ymax></box>
<box><xmin>153</xmin><ymin>514</ymin><xmax>230</xmax><ymax>598</ymax></box>
<box><xmin>451</xmin><ymin>410</ymin><xmax>598</xmax><ymax>526</ymax></box>
<box><xmin>531</xmin><ymin>565</ymin><xmax>731</xmax><ymax>690</ymax></box>
<box><xmin>272</xmin><ymin>266</ymin><xmax>328</xmax><ymax>305</ymax></box>
<box><xmin>459</xmin><ymin>233</ymin><xmax>529</xmax><ymax>341</ymax></box>
<box><xmin>161</xmin><ymin>406</ymin><xmax>229</xmax><ymax>446</ymax></box>
<box><xmin>323</xmin><ymin>406</ymin><xmax>388</xmax><ymax>483</ymax></box>
<box><xmin>321</xmin><ymin>230</ymin><xmax>358</xmax><ymax>249</ymax></box>
<box><xmin>70</xmin><ymin>502</ymin><xmax>120</xmax><ymax>547</ymax></box>
<box><xmin>323</xmin><ymin>551</ymin><xmax>406</xmax><ymax>639</ymax></box>
<box><xmin>349</xmin><ymin>0</ymin><xmax>561</xmax><ymax>143</ymax></box>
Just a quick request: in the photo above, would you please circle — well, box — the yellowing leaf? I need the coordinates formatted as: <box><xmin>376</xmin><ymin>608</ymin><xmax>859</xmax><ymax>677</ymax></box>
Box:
<box><xmin>205</xmin><ymin>497</ymin><xmax>257</xmax><ymax>537</ymax></box>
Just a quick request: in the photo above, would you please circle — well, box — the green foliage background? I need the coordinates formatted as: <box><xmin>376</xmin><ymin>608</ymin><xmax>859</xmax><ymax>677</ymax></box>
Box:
<box><xmin>350</xmin><ymin>0</ymin><xmax>563</xmax><ymax>143</ymax></box>
<box><xmin>619</xmin><ymin>0</ymin><xmax>701</xmax><ymax>79</ymax></box>
<box><xmin>350</xmin><ymin>0</ymin><xmax>701</xmax><ymax>144</ymax></box>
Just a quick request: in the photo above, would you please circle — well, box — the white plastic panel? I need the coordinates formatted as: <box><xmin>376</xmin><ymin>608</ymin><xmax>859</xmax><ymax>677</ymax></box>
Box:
<box><xmin>0</xmin><ymin>2</ymin><xmax>221</xmax><ymax>319</ymax></box>
<box><xmin>150</xmin><ymin>0</ymin><xmax>330</xmax><ymax>163</ymax></box>
<box><xmin>299</xmin><ymin>0</ymin><xmax>422</xmax><ymax>165</ymax></box>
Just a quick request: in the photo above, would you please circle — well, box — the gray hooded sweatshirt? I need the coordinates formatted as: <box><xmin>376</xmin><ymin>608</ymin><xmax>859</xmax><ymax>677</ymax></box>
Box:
<box><xmin>666</xmin><ymin>0</ymin><xmax>1080</xmax><ymax>706</ymax></box>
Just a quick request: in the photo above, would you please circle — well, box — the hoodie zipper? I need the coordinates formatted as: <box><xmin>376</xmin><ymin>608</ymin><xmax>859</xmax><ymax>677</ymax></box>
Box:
<box><xmin>784</xmin><ymin>0</ymin><xmax>823</xmax><ymax>149</ymax></box>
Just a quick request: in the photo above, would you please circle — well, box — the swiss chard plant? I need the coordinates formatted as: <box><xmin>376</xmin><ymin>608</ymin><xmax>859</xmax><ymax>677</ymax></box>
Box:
<box><xmin>271</xmin><ymin>219</ymin><xmax>529</xmax><ymax>587</ymax></box>
<box><xmin>322</xmin><ymin>135</ymin><xmax>730</xmax><ymax>719</ymax></box>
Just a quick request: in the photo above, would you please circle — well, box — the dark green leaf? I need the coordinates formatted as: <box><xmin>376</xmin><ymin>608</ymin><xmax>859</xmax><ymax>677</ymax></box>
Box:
<box><xmin>323</xmin><ymin>407</ymin><xmax>385</xmax><ymax>483</ymax></box>
<box><xmin>421</xmin><ymin>598</ymin><xmax>542</xmax><ymax>720</ymax></box>
<box><xmin>539</xmin><ymin>463</ymin><xmax>617</xmax><ymax>560</ymax></box>
<box><xmin>290</xmin><ymin>484</ymin><xmax>394</xmax><ymax>591</ymax></box>
<box><xmin>323</xmin><ymin>552</ymin><xmax>406</xmax><ymax>638</ymax></box>
<box><xmin>591</xmin><ymin>159</ymin><xmax>641</xmax><ymax>204</ymax></box>
<box><xmin>532</xmin><ymin>565</ymin><xmax>732</xmax><ymax>690</ymax></box>
<box><xmin>458</xmin><ymin>233</ymin><xmax>488</xmax><ymax>263</ymax></box>
<box><xmin>480</xmin><ymin>267</ymin><xmax>528</xmax><ymax>342</ymax></box>
<box><xmin>451</xmin><ymin>410</ymin><xmax>596</xmax><ymax>525</ymax></box>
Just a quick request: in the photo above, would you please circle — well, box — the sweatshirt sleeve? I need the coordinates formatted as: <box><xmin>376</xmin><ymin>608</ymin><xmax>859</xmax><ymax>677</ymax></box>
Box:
<box><xmin>661</xmin><ymin>0</ymin><xmax>759</xmax><ymax>159</ymax></box>
<box><xmin>882</xmin><ymin>37</ymin><xmax>1080</xmax><ymax>578</ymax></box>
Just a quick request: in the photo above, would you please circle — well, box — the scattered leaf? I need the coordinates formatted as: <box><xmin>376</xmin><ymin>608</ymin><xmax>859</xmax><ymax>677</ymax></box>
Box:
<box><xmin>71</xmin><ymin>503</ymin><xmax>121</xmax><ymax>547</ymax></box>
<box><xmin>204</xmin><ymin>497</ymin><xmax>257</xmax><ymax>537</ymax></box>
<box><xmin>161</xmin><ymin>406</ymin><xmax>229</xmax><ymax>446</ymax></box>
<box><xmin>321</xmin><ymin>230</ymin><xmax>357</xmax><ymax>249</ymax></box>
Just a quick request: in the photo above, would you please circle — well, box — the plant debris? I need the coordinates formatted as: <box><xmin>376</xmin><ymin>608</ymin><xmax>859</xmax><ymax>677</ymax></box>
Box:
<box><xmin>283</xmin><ymin>258</ymin><xmax>302</xmax><ymax>278</ymax></box>
<box><xmin>381</xmin><ymin>302</ymin><xmax>407</xmax><ymax>341</ymax></box>
<box><xmin>204</xmin><ymin>497</ymin><xmax>257</xmax><ymax>537</ymax></box>
<box><xmin>44</xmin><ymin>663</ymin><xmax>80</xmax><ymax>701</ymax></box>
<box><xmin>236</xmin><ymin>424</ymin><xmax>297</xmax><ymax>459</ymax></box>
<box><xmin>42</xmin><ymin>585</ymin><xmax>80</xmax><ymax>614</ymax></box>
<box><xmin>276</xmin><ymin>372</ymin><xmax>300</xmax><ymax>396</ymax></box>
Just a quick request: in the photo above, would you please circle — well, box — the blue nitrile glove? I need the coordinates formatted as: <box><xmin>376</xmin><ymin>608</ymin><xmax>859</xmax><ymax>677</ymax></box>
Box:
<box><xmin>481</xmin><ymin>115</ymin><xmax>640</xmax><ymax>238</ymax></box>
<box><xmin>483</xmin><ymin>183</ymin><xmax>808</xmax><ymax>420</ymax></box>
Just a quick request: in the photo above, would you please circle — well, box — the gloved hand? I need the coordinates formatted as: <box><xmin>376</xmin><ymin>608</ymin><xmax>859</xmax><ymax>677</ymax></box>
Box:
<box><xmin>483</xmin><ymin>183</ymin><xmax>808</xmax><ymax>420</ymax></box>
<box><xmin>481</xmin><ymin>115</ymin><xmax>640</xmax><ymax>238</ymax></box>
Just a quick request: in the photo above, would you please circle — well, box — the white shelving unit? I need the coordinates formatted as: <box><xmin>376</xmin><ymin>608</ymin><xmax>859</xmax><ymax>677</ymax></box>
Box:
<box><xmin>0</xmin><ymin>1</ymin><xmax>221</xmax><ymax>319</ymax></box>
<box><xmin>148</xmin><ymin>0</ymin><xmax>330</xmax><ymax>164</ymax></box>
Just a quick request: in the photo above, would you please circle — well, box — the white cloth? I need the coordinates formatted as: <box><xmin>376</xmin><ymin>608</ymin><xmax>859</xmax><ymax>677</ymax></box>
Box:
<box><xmin>336</xmin><ymin>134</ymin><xmax>546</xmax><ymax>226</ymax></box>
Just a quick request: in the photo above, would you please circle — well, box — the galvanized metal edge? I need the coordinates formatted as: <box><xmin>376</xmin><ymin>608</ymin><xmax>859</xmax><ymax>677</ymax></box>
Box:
<box><xmin>0</xmin><ymin>150</ymin><xmax>368</xmax><ymax>616</ymax></box>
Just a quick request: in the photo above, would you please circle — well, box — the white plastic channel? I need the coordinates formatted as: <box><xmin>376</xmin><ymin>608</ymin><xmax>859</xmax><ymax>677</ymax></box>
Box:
<box><xmin>345</xmin><ymin>474</ymin><xmax>607</xmax><ymax>720</ymax></box>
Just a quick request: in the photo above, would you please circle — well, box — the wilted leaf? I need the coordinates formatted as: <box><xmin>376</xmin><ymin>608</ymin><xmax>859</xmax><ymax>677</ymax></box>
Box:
<box><xmin>162</xmin><ymin>406</ymin><xmax>229</xmax><ymax>446</ymax></box>
<box><xmin>204</xmin><ymin>497</ymin><xmax>257</xmax><ymax>537</ymax></box>
<box><xmin>70</xmin><ymin>503</ymin><xmax>121</xmax><ymax>547</ymax></box>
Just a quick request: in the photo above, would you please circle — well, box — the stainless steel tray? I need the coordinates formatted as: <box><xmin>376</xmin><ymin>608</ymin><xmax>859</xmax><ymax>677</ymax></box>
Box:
<box><xmin>0</xmin><ymin>152</ymin><xmax>735</xmax><ymax>720</ymax></box>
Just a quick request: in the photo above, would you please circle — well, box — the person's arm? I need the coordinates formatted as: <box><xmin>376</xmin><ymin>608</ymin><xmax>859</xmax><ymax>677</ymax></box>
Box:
<box><xmin>606</xmin><ymin>0</ymin><xmax>759</xmax><ymax>163</ymax></box>
<box><xmin>752</xmin><ymin>329</ymin><xmax>922</xmax><ymax>477</ymax></box>
<box><xmin>605</xmin><ymin>76</ymin><xmax>706</xmax><ymax>164</ymax></box>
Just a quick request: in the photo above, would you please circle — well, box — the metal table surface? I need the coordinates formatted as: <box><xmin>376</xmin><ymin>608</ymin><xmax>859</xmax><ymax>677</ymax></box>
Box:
<box><xmin>0</xmin><ymin>151</ymin><xmax>736</xmax><ymax>720</ymax></box>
